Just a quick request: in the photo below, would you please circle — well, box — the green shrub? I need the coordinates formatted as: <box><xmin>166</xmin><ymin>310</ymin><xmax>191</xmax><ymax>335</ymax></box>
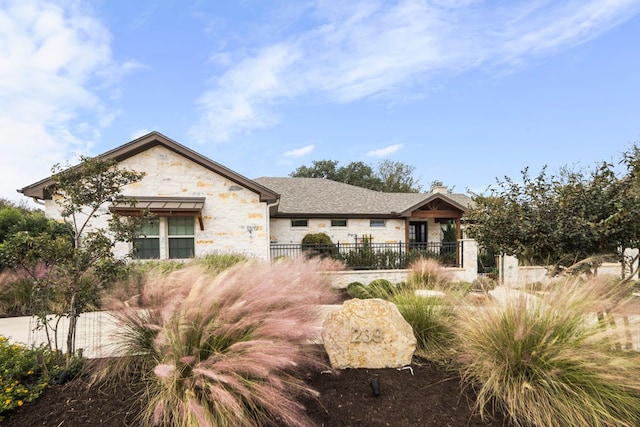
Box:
<box><xmin>301</xmin><ymin>233</ymin><xmax>338</xmax><ymax>259</ymax></box>
<box><xmin>0</xmin><ymin>336</ymin><xmax>56</xmax><ymax>418</ymax></box>
<box><xmin>104</xmin><ymin>260</ymin><xmax>340</xmax><ymax>427</ymax></box>
<box><xmin>455</xmin><ymin>277</ymin><xmax>640</xmax><ymax>427</ymax></box>
<box><xmin>346</xmin><ymin>282</ymin><xmax>367</xmax><ymax>299</ymax></box>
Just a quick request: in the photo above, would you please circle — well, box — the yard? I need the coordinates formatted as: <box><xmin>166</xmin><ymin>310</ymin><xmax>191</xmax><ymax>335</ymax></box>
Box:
<box><xmin>1</xmin><ymin>257</ymin><xmax>640</xmax><ymax>427</ymax></box>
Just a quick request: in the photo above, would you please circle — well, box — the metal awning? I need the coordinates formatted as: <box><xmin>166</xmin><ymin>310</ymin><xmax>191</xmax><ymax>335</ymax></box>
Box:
<box><xmin>111</xmin><ymin>196</ymin><xmax>206</xmax><ymax>230</ymax></box>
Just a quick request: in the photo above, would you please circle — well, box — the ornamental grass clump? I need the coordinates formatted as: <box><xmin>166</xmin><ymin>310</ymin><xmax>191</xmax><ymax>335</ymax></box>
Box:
<box><xmin>455</xmin><ymin>277</ymin><xmax>640</xmax><ymax>427</ymax></box>
<box><xmin>393</xmin><ymin>291</ymin><xmax>456</xmax><ymax>362</ymax></box>
<box><xmin>407</xmin><ymin>258</ymin><xmax>453</xmax><ymax>290</ymax></box>
<box><xmin>108</xmin><ymin>259</ymin><xmax>340</xmax><ymax>427</ymax></box>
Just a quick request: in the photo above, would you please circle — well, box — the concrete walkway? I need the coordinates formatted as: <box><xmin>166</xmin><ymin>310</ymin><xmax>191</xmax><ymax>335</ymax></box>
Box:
<box><xmin>0</xmin><ymin>312</ymin><xmax>122</xmax><ymax>358</ymax></box>
<box><xmin>0</xmin><ymin>306</ymin><xmax>343</xmax><ymax>358</ymax></box>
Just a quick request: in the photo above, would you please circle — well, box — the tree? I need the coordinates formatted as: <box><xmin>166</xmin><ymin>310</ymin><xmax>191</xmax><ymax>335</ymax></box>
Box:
<box><xmin>1</xmin><ymin>155</ymin><xmax>145</xmax><ymax>364</ymax></box>
<box><xmin>335</xmin><ymin>161</ymin><xmax>383</xmax><ymax>190</ymax></box>
<box><xmin>465</xmin><ymin>144</ymin><xmax>640</xmax><ymax>278</ymax></box>
<box><xmin>290</xmin><ymin>160</ymin><xmax>339</xmax><ymax>180</ymax></box>
<box><xmin>377</xmin><ymin>159</ymin><xmax>422</xmax><ymax>192</ymax></box>
<box><xmin>290</xmin><ymin>159</ymin><xmax>422</xmax><ymax>192</ymax></box>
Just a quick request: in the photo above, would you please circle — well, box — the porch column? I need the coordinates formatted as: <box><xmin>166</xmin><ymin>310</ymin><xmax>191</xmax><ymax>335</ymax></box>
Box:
<box><xmin>404</xmin><ymin>217</ymin><xmax>410</xmax><ymax>252</ymax></box>
<box><xmin>455</xmin><ymin>217</ymin><xmax>462</xmax><ymax>264</ymax></box>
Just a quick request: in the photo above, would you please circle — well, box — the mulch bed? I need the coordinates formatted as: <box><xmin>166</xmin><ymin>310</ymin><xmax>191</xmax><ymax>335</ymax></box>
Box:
<box><xmin>2</xmin><ymin>290</ymin><xmax>509</xmax><ymax>426</ymax></box>
<box><xmin>2</xmin><ymin>355</ymin><xmax>507</xmax><ymax>427</ymax></box>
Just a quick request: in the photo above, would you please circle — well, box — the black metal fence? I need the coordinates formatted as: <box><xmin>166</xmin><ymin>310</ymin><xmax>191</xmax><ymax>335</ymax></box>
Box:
<box><xmin>270</xmin><ymin>241</ymin><xmax>463</xmax><ymax>270</ymax></box>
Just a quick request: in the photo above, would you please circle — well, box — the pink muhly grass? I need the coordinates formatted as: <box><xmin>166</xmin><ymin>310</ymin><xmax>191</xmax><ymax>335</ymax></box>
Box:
<box><xmin>127</xmin><ymin>258</ymin><xmax>338</xmax><ymax>427</ymax></box>
<box><xmin>187</xmin><ymin>398</ymin><xmax>211</xmax><ymax>427</ymax></box>
<box><xmin>408</xmin><ymin>257</ymin><xmax>453</xmax><ymax>289</ymax></box>
<box><xmin>154</xmin><ymin>364</ymin><xmax>175</xmax><ymax>379</ymax></box>
<box><xmin>152</xmin><ymin>399</ymin><xmax>165</xmax><ymax>426</ymax></box>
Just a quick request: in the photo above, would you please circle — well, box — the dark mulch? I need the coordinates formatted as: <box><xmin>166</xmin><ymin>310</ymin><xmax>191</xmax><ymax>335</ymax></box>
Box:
<box><xmin>2</xmin><ymin>355</ymin><xmax>507</xmax><ymax>427</ymax></box>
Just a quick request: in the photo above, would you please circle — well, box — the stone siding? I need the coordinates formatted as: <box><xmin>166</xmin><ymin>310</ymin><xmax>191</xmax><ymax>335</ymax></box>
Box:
<box><xmin>45</xmin><ymin>145</ymin><xmax>271</xmax><ymax>261</ymax></box>
<box><xmin>270</xmin><ymin>217</ymin><xmax>445</xmax><ymax>244</ymax></box>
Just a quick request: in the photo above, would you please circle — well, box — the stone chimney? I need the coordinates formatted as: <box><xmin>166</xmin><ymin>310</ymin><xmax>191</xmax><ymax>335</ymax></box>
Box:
<box><xmin>432</xmin><ymin>185</ymin><xmax>448</xmax><ymax>194</ymax></box>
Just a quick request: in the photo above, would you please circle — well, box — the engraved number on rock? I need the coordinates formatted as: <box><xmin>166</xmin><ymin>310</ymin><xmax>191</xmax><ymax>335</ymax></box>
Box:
<box><xmin>351</xmin><ymin>328</ymin><xmax>383</xmax><ymax>343</ymax></box>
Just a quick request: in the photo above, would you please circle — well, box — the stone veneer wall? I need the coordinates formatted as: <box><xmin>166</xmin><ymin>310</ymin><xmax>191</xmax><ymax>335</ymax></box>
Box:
<box><xmin>500</xmin><ymin>254</ymin><xmax>632</xmax><ymax>288</ymax></box>
<box><xmin>44</xmin><ymin>145</ymin><xmax>272</xmax><ymax>261</ymax></box>
<box><xmin>269</xmin><ymin>217</ymin><xmax>445</xmax><ymax>244</ymax></box>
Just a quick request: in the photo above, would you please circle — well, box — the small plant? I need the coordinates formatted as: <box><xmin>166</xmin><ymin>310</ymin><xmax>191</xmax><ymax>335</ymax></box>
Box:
<box><xmin>455</xmin><ymin>277</ymin><xmax>640</xmax><ymax>427</ymax></box>
<box><xmin>346</xmin><ymin>282</ymin><xmax>367</xmax><ymax>299</ymax></box>
<box><xmin>0</xmin><ymin>336</ymin><xmax>57</xmax><ymax>418</ymax></box>
<box><xmin>105</xmin><ymin>259</ymin><xmax>340</xmax><ymax>427</ymax></box>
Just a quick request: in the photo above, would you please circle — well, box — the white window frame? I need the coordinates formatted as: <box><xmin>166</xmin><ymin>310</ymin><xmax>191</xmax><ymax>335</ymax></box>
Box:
<box><xmin>134</xmin><ymin>217</ymin><xmax>196</xmax><ymax>260</ymax></box>
<box><xmin>369</xmin><ymin>219</ymin><xmax>386</xmax><ymax>228</ymax></box>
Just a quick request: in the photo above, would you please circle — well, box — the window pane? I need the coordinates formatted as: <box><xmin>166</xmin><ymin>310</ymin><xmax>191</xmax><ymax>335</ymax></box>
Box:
<box><xmin>370</xmin><ymin>219</ymin><xmax>386</xmax><ymax>227</ymax></box>
<box><xmin>331</xmin><ymin>219</ymin><xmax>347</xmax><ymax>227</ymax></box>
<box><xmin>291</xmin><ymin>219</ymin><xmax>308</xmax><ymax>227</ymax></box>
<box><xmin>134</xmin><ymin>238</ymin><xmax>160</xmax><ymax>259</ymax></box>
<box><xmin>169</xmin><ymin>237</ymin><xmax>194</xmax><ymax>259</ymax></box>
<box><xmin>168</xmin><ymin>217</ymin><xmax>194</xmax><ymax>235</ymax></box>
<box><xmin>134</xmin><ymin>218</ymin><xmax>160</xmax><ymax>259</ymax></box>
<box><xmin>137</xmin><ymin>219</ymin><xmax>159</xmax><ymax>237</ymax></box>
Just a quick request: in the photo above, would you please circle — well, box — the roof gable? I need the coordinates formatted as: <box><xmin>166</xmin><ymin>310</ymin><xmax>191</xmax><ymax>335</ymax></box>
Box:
<box><xmin>19</xmin><ymin>131</ymin><xmax>279</xmax><ymax>203</ymax></box>
<box><xmin>398</xmin><ymin>193</ymin><xmax>469</xmax><ymax>217</ymax></box>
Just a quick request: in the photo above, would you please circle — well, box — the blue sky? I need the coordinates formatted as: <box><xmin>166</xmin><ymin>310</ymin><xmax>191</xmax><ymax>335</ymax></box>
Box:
<box><xmin>2</xmin><ymin>0</ymin><xmax>640</xmax><ymax>203</ymax></box>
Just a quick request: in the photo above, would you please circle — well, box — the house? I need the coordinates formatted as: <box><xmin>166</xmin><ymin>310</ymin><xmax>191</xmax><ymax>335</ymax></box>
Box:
<box><xmin>253</xmin><ymin>177</ymin><xmax>473</xmax><ymax>246</ymax></box>
<box><xmin>19</xmin><ymin>132</ymin><xmax>474</xmax><ymax>263</ymax></box>
<box><xmin>19</xmin><ymin>132</ymin><xmax>278</xmax><ymax>261</ymax></box>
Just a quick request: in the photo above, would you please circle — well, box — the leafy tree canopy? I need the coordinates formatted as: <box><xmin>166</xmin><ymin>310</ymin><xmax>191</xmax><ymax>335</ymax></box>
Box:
<box><xmin>465</xmin><ymin>143</ymin><xmax>640</xmax><ymax>277</ymax></box>
<box><xmin>1</xmin><ymin>155</ymin><xmax>146</xmax><ymax>363</ymax></box>
<box><xmin>290</xmin><ymin>159</ymin><xmax>423</xmax><ymax>192</ymax></box>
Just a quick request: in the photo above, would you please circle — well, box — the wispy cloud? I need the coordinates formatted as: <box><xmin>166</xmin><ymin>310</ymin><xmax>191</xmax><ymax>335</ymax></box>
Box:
<box><xmin>283</xmin><ymin>144</ymin><xmax>315</xmax><ymax>158</ymax></box>
<box><xmin>190</xmin><ymin>44</ymin><xmax>302</xmax><ymax>143</ymax></box>
<box><xmin>190</xmin><ymin>0</ymin><xmax>640</xmax><ymax>143</ymax></box>
<box><xmin>366</xmin><ymin>144</ymin><xmax>403</xmax><ymax>157</ymax></box>
<box><xmin>0</xmin><ymin>0</ymin><xmax>125</xmax><ymax>201</ymax></box>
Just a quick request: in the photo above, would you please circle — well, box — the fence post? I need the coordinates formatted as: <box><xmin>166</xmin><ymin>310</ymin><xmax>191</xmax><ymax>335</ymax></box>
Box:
<box><xmin>398</xmin><ymin>241</ymin><xmax>403</xmax><ymax>268</ymax></box>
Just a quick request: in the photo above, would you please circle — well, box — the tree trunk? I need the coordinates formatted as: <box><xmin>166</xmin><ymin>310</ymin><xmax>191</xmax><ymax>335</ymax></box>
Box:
<box><xmin>66</xmin><ymin>293</ymin><xmax>77</xmax><ymax>365</ymax></box>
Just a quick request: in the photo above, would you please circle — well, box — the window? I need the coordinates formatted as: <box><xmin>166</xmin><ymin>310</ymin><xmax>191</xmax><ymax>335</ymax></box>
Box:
<box><xmin>168</xmin><ymin>217</ymin><xmax>195</xmax><ymax>259</ymax></box>
<box><xmin>291</xmin><ymin>219</ymin><xmax>308</xmax><ymax>227</ymax></box>
<box><xmin>330</xmin><ymin>219</ymin><xmax>347</xmax><ymax>227</ymax></box>
<box><xmin>369</xmin><ymin>219</ymin><xmax>386</xmax><ymax>227</ymax></box>
<box><xmin>134</xmin><ymin>217</ymin><xmax>195</xmax><ymax>260</ymax></box>
<box><xmin>134</xmin><ymin>219</ymin><xmax>160</xmax><ymax>259</ymax></box>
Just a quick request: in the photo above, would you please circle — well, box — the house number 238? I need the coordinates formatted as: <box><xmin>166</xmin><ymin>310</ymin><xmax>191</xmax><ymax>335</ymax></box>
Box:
<box><xmin>351</xmin><ymin>328</ymin><xmax>383</xmax><ymax>343</ymax></box>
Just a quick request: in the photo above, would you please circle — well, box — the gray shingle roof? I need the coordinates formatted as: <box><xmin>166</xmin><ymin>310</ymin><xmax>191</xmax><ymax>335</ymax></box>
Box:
<box><xmin>254</xmin><ymin>177</ymin><xmax>473</xmax><ymax>217</ymax></box>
